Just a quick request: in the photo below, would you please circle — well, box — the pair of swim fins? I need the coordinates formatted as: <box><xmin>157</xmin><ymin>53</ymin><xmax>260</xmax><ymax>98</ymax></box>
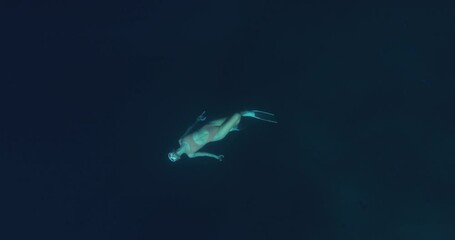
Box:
<box><xmin>242</xmin><ymin>110</ymin><xmax>278</xmax><ymax>124</ymax></box>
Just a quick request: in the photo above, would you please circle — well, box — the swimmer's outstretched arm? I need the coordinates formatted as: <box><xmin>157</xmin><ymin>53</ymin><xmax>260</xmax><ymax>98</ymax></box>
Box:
<box><xmin>188</xmin><ymin>152</ymin><xmax>224</xmax><ymax>161</ymax></box>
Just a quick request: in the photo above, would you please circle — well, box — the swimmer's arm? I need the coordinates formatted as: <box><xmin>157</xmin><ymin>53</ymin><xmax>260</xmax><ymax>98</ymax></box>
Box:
<box><xmin>187</xmin><ymin>152</ymin><xmax>223</xmax><ymax>161</ymax></box>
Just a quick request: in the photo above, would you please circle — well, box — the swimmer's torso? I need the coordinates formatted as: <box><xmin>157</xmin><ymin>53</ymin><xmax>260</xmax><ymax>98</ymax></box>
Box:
<box><xmin>181</xmin><ymin>125</ymin><xmax>220</xmax><ymax>154</ymax></box>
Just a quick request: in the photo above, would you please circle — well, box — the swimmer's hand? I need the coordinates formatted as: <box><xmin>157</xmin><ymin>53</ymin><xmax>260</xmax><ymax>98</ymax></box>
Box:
<box><xmin>197</xmin><ymin>110</ymin><xmax>207</xmax><ymax>122</ymax></box>
<box><xmin>217</xmin><ymin>155</ymin><xmax>224</xmax><ymax>161</ymax></box>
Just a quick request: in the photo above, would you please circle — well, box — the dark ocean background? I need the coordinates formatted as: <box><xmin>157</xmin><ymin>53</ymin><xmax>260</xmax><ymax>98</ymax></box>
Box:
<box><xmin>2</xmin><ymin>2</ymin><xmax>455</xmax><ymax>240</ymax></box>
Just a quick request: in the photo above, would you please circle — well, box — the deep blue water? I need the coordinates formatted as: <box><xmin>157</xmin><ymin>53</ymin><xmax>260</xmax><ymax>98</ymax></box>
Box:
<box><xmin>2</xmin><ymin>2</ymin><xmax>455</xmax><ymax>239</ymax></box>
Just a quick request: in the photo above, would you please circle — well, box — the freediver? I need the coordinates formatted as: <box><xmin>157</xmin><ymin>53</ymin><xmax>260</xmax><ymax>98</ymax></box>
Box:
<box><xmin>168</xmin><ymin>110</ymin><xmax>277</xmax><ymax>162</ymax></box>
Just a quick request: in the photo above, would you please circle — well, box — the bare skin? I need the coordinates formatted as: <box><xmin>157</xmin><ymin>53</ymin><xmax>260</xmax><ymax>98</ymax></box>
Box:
<box><xmin>168</xmin><ymin>110</ymin><xmax>276</xmax><ymax>162</ymax></box>
<box><xmin>183</xmin><ymin>113</ymin><xmax>241</xmax><ymax>160</ymax></box>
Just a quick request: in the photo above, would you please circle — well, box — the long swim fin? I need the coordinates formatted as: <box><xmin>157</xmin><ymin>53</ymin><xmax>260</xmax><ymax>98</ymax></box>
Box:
<box><xmin>243</xmin><ymin>110</ymin><xmax>278</xmax><ymax>123</ymax></box>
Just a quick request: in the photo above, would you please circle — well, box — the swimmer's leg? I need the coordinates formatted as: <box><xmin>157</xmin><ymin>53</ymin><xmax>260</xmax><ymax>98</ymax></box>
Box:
<box><xmin>209</xmin><ymin>117</ymin><xmax>241</xmax><ymax>132</ymax></box>
<box><xmin>208</xmin><ymin>118</ymin><xmax>227</xmax><ymax>126</ymax></box>
<box><xmin>213</xmin><ymin>113</ymin><xmax>242</xmax><ymax>141</ymax></box>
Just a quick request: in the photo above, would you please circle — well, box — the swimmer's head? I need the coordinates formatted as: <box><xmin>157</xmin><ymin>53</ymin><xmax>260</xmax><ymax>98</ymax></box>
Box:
<box><xmin>168</xmin><ymin>151</ymin><xmax>180</xmax><ymax>162</ymax></box>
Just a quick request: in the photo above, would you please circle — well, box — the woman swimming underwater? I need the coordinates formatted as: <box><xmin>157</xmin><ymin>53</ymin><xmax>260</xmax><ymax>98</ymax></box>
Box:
<box><xmin>168</xmin><ymin>110</ymin><xmax>277</xmax><ymax>162</ymax></box>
